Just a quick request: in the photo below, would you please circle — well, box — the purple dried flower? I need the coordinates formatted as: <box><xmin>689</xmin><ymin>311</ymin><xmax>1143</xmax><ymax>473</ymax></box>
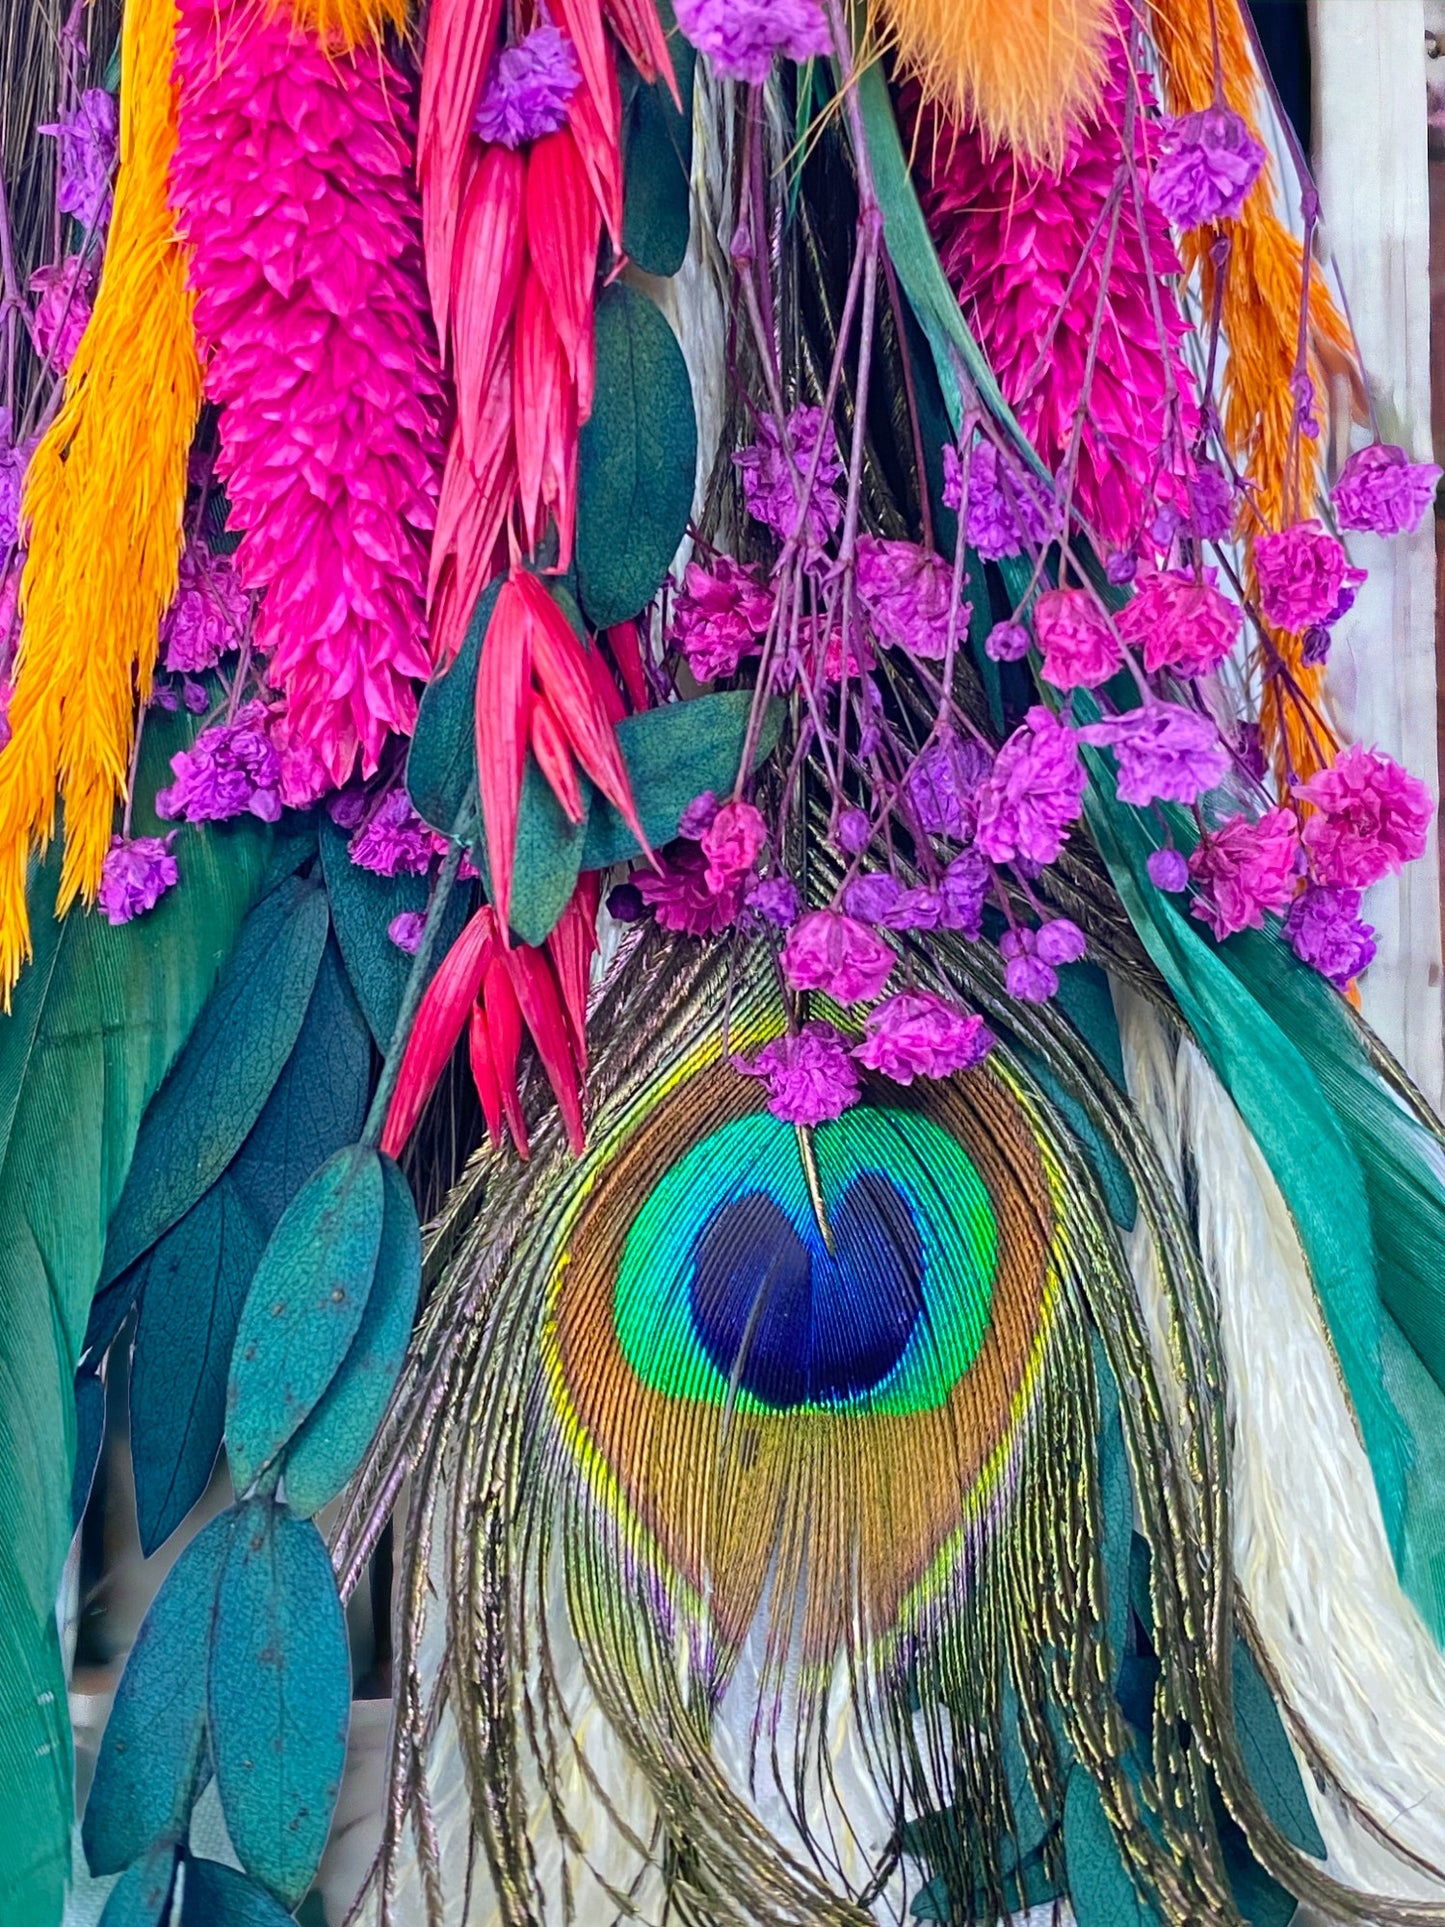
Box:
<box><xmin>734</xmin><ymin>405</ymin><xmax>843</xmax><ymax>550</ymax></box>
<box><xmin>853</xmin><ymin>991</ymin><xmax>993</xmax><ymax>1083</ymax></box>
<box><xmin>906</xmin><ymin>734</ymin><xmax>993</xmax><ymax>842</ymax></box>
<box><xmin>1254</xmin><ymin>521</ymin><xmax>1366</xmax><ymax>632</ymax></box>
<box><xmin>746</xmin><ymin>1021</ymin><xmax>860</xmax><ymax>1124</ymax></box>
<box><xmin>984</xmin><ymin>619</ymin><xmax>1031</xmax><ymax>664</ymax></box>
<box><xmin>1106</xmin><ymin>550</ymin><xmax>1138</xmax><ymax>586</ymax></box>
<box><xmin>855</xmin><ymin>535</ymin><xmax>960</xmax><ymax>659</ymax></box>
<box><xmin>97</xmin><ymin>832</ymin><xmax>178</xmax><ymax>926</ymax></box>
<box><xmin>607</xmin><ymin>881</ymin><xmax>646</xmax><ymax>922</ymax></box>
<box><xmin>1300</xmin><ymin>624</ymin><xmax>1331</xmax><ymax>668</ymax></box>
<box><xmin>746</xmin><ymin>875</ymin><xmax>801</xmax><ymax>927</ymax></box>
<box><xmin>327</xmin><ymin>788</ymin><xmax>369</xmax><ymax>831</ymax></box>
<box><xmin>675</xmin><ymin>0</ymin><xmax>831</xmax><ymax>86</ymax></box>
<box><xmin>0</xmin><ymin>408</ymin><xmax>37</xmax><ymax>552</ymax></box>
<box><xmin>40</xmin><ymin>89</ymin><xmax>118</xmax><ymax>235</ymax></box>
<box><xmin>161</xmin><ymin>545</ymin><xmax>249</xmax><ymax>674</ymax></box>
<box><xmin>670</xmin><ymin>557</ymin><xmax>773</xmax><ymax>682</ymax></box>
<box><xmin>1147</xmin><ymin>847</ymin><xmax>1188</xmax><ymax>892</ymax></box>
<box><xmin>639</xmin><ymin>843</ymin><xmax>744</xmax><ymax>935</ymax></box>
<box><xmin>782</xmin><ymin>909</ymin><xmax>895</xmax><ymax>1002</ymax></box>
<box><xmin>678</xmin><ymin>791</ymin><xmax>720</xmax><ymax>839</ymax></box>
<box><xmin>474</xmin><ymin>25</ymin><xmax>582</xmax><ymax>146</ymax></box>
<box><xmin>835</xmin><ymin>807</ymin><xmax>871</xmax><ymax>855</ymax></box>
<box><xmin>156</xmin><ymin>700</ymin><xmax>282</xmax><ymax>824</ymax></box>
<box><xmin>701</xmin><ymin>799</ymin><xmax>767</xmax><ymax>891</ymax></box>
<box><xmin>843</xmin><ymin>872</ymin><xmax>902</xmax><ymax>925</ymax></box>
<box><xmin>1332</xmin><ymin>444</ymin><xmax>1441</xmax><ymax>538</ymax></box>
<box><xmin>1034</xmin><ymin>918</ymin><xmax>1086</xmax><ymax>966</ymax></box>
<box><xmin>1078</xmin><ymin>702</ymin><xmax>1229</xmax><ymax>806</ymax></box>
<box><xmin>1283</xmin><ymin>884</ymin><xmax>1376</xmax><ymax>988</ymax></box>
<box><xmin>948</xmin><ymin>440</ymin><xmax>1055</xmax><ymax>560</ymax></box>
<box><xmin>350</xmin><ymin>788</ymin><xmax>438</xmax><ymax>878</ymax></box>
<box><xmin>1188</xmin><ymin>464</ymin><xmax>1235</xmax><ymax>540</ymax></box>
<box><xmin>938</xmin><ymin>847</ymin><xmax>991</xmax><ymax>939</ymax></box>
<box><xmin>1149</xmin><ymin>105</ymin><xmax>1268</xmax><ymax>227</ymax></box>
<box><xmin>999</xmin><ymin>926</ymin><xmax>1059</xmax><ymax>1004</ymax></box>
<box><xmin>389</xmin><ymin>910</ymin><xmax>427</xmax><ymax>954</ymax></box>
<box><xmin>975</xmin><ymin>707</ymin><xmax>1086</xmax><ymax>868</ymax></box>
<box><xmin>29</xmin><ymin>254</ymin><xmax>94</xmax><ymax>373</ymax></box>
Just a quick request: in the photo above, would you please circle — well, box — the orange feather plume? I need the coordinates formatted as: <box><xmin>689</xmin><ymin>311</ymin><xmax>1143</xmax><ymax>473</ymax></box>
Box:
<box><xmin>0</xmin><ymin>0</ymin><xmax>202</xmax><ymax>1002</ymax></box>
<box><xmin>1148</xmin><ymin>0</ymin><xmax>1358</xmax><ymax>785</ymax></box>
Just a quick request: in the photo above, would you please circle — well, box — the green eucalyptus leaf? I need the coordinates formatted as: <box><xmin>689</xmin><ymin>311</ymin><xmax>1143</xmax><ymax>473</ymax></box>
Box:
<box><xmin>1212</xmin><ymin>1789</ymin><xmax>1298</xmax><ymax>1927</ymax></box>
<box><xmin>181</xmin><ymin>1859</ymin><xmax>298</xmax><ymax>1926</ymax></box>
<box><xmin>576</xmin><ymin>282</ymin><xmax>697</xmax><ymax>628</ymax></box>
<box><xmin>282</xmin><ymin>1157</ymin><xmax>422</xmax><ymax>1518</ymax></box>
<box><xmin>509</xmin><ymin>753</ymin><xmax>590</xmax><ymax>948</ymax></box>
<box><xmin>101</xmin><ymin>875</ymin><xmax>330</xmax><ymax>1285</ymax></box>
<box><xmin>621</xmin><ymin>24</ymin><xmax>695</xmax><ymax>276</ymax></box>
<box><xmin>581</xmin><ymin>692</ymin><xmax>783</xmax><ymax>869</ymax></box>
<box><xmin>209</xmin><ymin>1500</ymin><xmax>350</xmax><ymax>1908</ymax></box>
<box><xmin>226</xmin><ymin>1145</ymin><xmax>384</xmax><ymax>1492</ymax></box>
<box><xmin>1063</xmin><ymin>1768</ymin><xmax>1163</xmax><ymax>1927</ymax></box>
<box><xmin>96</xmin><ymin>1843</ymin><xmax>179</xmax><ymax>1927</ymax></box>
<box><xmin>83</xmin><ymin>1511</ymin><xmax>234</xmax><ymax>1874</ymax></box>
<box><xmin>407</xmin><ymin>579</ymin><xmax>501</xmax><ymax>838</ymax></box>
<box><xmin>0</xmin><ymin>696</ymin><xmax>274</xmax><ymax>1926</ymax></box>
<box><xmin>319</xmin><ymin>818</ymin><xmax>470</xmax><ymax>1048</ymax></box>
<box><xmin>1232</xmin><ymin>1640</ymin><xmax>1325</xmax><ymax>1859</ymax></box>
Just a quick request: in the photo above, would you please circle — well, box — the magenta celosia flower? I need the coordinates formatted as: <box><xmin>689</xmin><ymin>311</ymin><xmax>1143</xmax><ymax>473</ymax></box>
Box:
<box><xmin>1118</xmin><ymin>568</ymin><xmax>1242</xmax><ymax>678</ymax></box>
<box><xmin>171</xmin><ymin>1</ymin><xmax>443</xmax><ymax>786</ymax></box>
<box><xmin>639</xmin><ymin>842</ymin><xmax>743</xmax><ymax>934</ymax></box>
<box><xmin>906</xmin><ymin>40</ymin><xmax>1195</xmax><ymax>550</ymax></box>
<box><xmin>1079</xmin><ymin>701</ymin><xmax>1229</xmax><ymax>806</ymax></box>
<box><xmin>671</xmin><ymin>557</ymin><xmax>773</xmax><ymax>682</ymax></box>
<box><xmin>701</xmin><ymin>799</ymin><xmax>767</xmax><ymax>891</ymax></box>
<box><xmin>986</xmin><ymin>620</ymin><xmax>1031</xmax><ymax>663</ymax></box>
<box><xmin>975</xmin><ymin>706</ymin><xmax>1087</xmax><ymax>867</ymax></box>
<box><xmin>1296</xmin><ymin>743</ymin><xmax>1434</xmax><ymax>889</ymax></box>
<box><xmin>855</xmin><ymin>535</ymin><xmax>959</xmax><ymax>658</ymax></box>
<box><xmin>1148</xmin><ymin>105</ymin><xmax>1267</xmax><ymax>227</ymax></box>
<box><xmin>945</xmin><ymin>439</ymin><xmax>1056</xmax><ymax>560</ymax></box>
<box><xmin>1033</xmin><ymin>588</ymin><xmax>1123</xmax><ymax>690</ymax></box>
<box><xmin>1147</xmin><ymin>846</ymin><xmax>1188</xmax><ymax>892</ymax></box>
<box><xmin>745</xmin><ymin>1022</ymin><xmax>860</xmax><ymax>1124</ymax></box>
<box><xmin>1254</xmin><ymin>521</ymin><xmax>1366</xmax><ymax>632</ymax></box>
<box><xmin>156</xmin><ymin>700</ymin><xmax>283</xmax><ymax>824</ymax></box>
<box><xmin>97</xmin><ymin>833</ymin><xmax>179</xmax><ymax>926</ymax></box>
<box><xmin>854</xmin><ymin>991</ymin><xmax>992</xmax><ymax>1083</ymax></box>
<box><xmin>1331</xmin><ymin>444</ymin><xmax>1442</xmax><ymax>538</ymax></box>
<box><xmin>161</xmin><ymin>545</ymin><xmax>250</xmax><ymax>674</ymax></box>
<box><xmin>389</xmin><ymin>910</ymin><xmax>427</xmax><ymax>953</ymax></box>
<box><xmin>474</xmin><ymin>24</ymin><xmax>582</xmax><ymax>146</ymax></box>
<box><xmin>938</xmin><ymin>847</ymin><xmax>991</xmax><ymax>939</ymax></box>
<box><xmin>40</xmin><ymin>89</ymin><xmax>118</xmax><ymax>235</ymax></box>
<box><xmin>350</xmin><ymin>788</ymin><xmax>436</xmax><ymax>877</ymax></box>
<box><xmin>1284</xmin><ymin>884</ymin><xmax>1376</xmax><ymax>988</ymax></box>
<box><xmin>1187</xmin><ymin>806</ymin><xmax>1300</xmax><ymax>939</ymax></box>
<box><xmin>782</xmin><ymin>910</ymin><xmax>895</xmax><ymax>1002</ymax></box>
<box><xmin>675</xmin><ymin>0</ymin><xmax>831</xmax><ymax>86</ymax></box>
<box><xmin>734</xmin><ymin>405</ymin><xmax>843</xmax><ymax>550</ymax></box>
<box><xmin>29</xmin><ymin>255</ymin><xmax>93</xmax><ymax>373</ymax></box>
<box><xmin>906</xmin><ymin>734</ymin><xmax>993</xmax><ymax>842</ymax></box>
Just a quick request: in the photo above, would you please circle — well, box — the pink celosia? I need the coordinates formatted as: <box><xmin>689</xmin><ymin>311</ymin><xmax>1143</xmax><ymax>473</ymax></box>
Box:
<box><xmin>1118</xmin><ymin>568</ymin><xmax>1242</xmax><ymax>678</ymax></box>
<box><xmin>1187</xmin><ymin>807</ymin><xmax>1300</xmax><ymax>939</ymax></box>
<box><xmin>1033</xmin><ymin>588</ymin><xmax>1123</xmax><ymax>690</ymax></box>
<box><xmin>905</xmin><ymin>30</ymin><xmax>1196</xmax><ymax>549</ymax></box>
<box><xmin>853</xmin><ymin>992</ymin><xmax>992</xmax><ymax>1082</ymax></box>
<box><xmin>1296</xmin><ymin>743</ymin><xmax>1434</xmax><ymax>889</ymax></box>
<box><xmin>975</xmin><ymin>706</ymin><xmax>1087</xmax><ymax>867</ymax></box>
<box><xmin>171</xmin><ymin>1</ymin><xmax>443</xmax><ymax>786</ymax></box>
<box><xmin>1254</xmin><ymin>521</ymin><xmax>1366</xmax><ymax>633</ymax></box>
<box><xmin>781</xmin><ymin>910</ymin><xmax>895</xmax><ymax>1003</ymax></box>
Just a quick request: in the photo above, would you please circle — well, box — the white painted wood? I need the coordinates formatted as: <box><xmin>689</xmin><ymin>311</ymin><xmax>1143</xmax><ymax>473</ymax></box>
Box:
<box><xmin>1312</xmin><ymin>0</ymin><xmax>1445</xmax><ymax>1109</ymax></box>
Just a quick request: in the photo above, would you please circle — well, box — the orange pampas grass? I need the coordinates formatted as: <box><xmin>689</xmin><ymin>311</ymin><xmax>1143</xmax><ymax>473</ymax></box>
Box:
<box><xmin>0</xmin><ymin>0</ymin><xmax>202</xmax><ymax>1001</ymax></box>
<box><xmin>283</xmin><ymin>0</ymin><xmax>408</xmax><ymax>45</ymax></box>
<box><xmin>876</xmin><ymin>0</ymin><xmax>1113</xmax><ymax>168</ymax></box>
<box><xmin>1148</xmin><ymin>0</ymin><xmax>1356</xmax><ymax>783</ymax></box>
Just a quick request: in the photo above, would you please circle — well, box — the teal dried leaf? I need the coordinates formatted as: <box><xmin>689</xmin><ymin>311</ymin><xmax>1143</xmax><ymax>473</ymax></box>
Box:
<box><xmin>576</xmin><ymin>282</ymin><xmax>698</xmax><ymax>629</ymax></box>
<box><xmin>1232</xmin><ymin>1639</ymin><xmax>1325</xmax><ymax>1859</ymax></box>
<box><xmin>83</xmin><ymin>1511</ymin><xmax>233</xmax><ymax>1874</ymax></box>
<box><xmin>96</xmin><ymin>1843</ymin><xmax>179</xmax><ymax>1927</ymax></box>
<box><xmin>1063</xmin><ymin>1767</ymin><xmax>1163</xmax><ymax>1927</ymax></box>
<box><xmin>318</xmin><ymin>818</ymin><xmax>470</xmax><ymax>1048</ymax></box>
<box><xmin>1212</xmin><ymin>1788</ymin><xmax>1298</xmax><ymax>1927</ymax></box>
<box><xmin>102</xmin><ymin>875</ymin><xmax>330</xmax><ymax>1285</ymax></box>
<box><xmin>581</xmin><ymin>692</ymin><xmax>784</xmax><ymax>870</ymax></box>
<box><xmin>407</xmin><ymin>578</ymin><xmax>502</xmax><ymax>839</ymax></box>
<box><xmin>226</xmin><ymin>1144</ymin><xmax>384</xmax><ymax>1493</ymax></box>
<box><xmin>209</xmin><ymin>1499</ymin><xmax>350</xmax><ymax>1908</ymax></box>
<box><xmin>621</xmin><ymin>22</ymin><xmax>695</xmax><ymax>277</ymax></box>
<box><xmin>72</xmin><ymin>1364</ymin><xmax>105</xmax><ymax>1530</ymax></box>
<box><xmin>181</xmin><ymin>1859</ymin><xmax>297</xmax><ymax>1926</ymax></box>
<box><xmin>131</xmin><ymin>1184</ymin><xmax>266</xmax><ymax>1555</ymax></box>
<box><xmin>282</xmin><ymin>1156</ymin><xmax>422</xmax><ymax>1518</ymax></box>
<box><xmin>509</xmin><ymin>751</ymin><xmax>590</xmax><ymax>948</ymax></box>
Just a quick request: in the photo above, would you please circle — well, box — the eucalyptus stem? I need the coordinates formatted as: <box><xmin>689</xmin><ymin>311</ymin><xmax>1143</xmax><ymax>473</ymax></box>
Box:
<box><xmin>361</xmin><ymin>833</ymin><xmax>467</xmax><ymax>1150</ymax></box>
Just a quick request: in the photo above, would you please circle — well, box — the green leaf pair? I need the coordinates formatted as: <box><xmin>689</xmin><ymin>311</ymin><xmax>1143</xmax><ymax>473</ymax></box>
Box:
<box><xmin>84</xmin><ymin>1499</ymin><xmax>350</xmax><ymax>1913</ymax></box>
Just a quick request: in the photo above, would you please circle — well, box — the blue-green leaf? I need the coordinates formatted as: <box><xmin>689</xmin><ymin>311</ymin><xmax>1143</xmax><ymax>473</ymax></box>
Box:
<box><xmin>209</xmin><ymin>1500</ymin><xmax>350</xmax><ymax>1908</ymax></box>
<box><xmin>72</xmin><ymin>1364</ymin><xmax>106</xmax><ymax>1531</ymax></box>
<box><xmin>576</xmin><ymin>282</ymin><xmax>698</xmax><ymax>629</ymax></box>
<box><xmin>1064</xmin><ymin>1768</ymin><xmax>1162</xmax><ymax>1927</ymax></box>
<box><xmin>181</xmin><ymin>1858</ymin><xmax>297</xmax><ymax>1926</ymax></box>
<box><xmin>226</xmin><ymin>1145</ymin><xmax>384</xmax><ymax>1492</ymax></box>
<box><xmin>581</xmin><ymin>692</ymin><xmax>784</xmax><ymax>869</ymax></box>
<box><xmin>96</xmin><ymin>1843</ymin><xmax>179</xmax><ymax>1927</ymax></box>
<box><xmin>83</xmin><ymin>1511</ymin><xmax>233</xmax><ymax>1874</ymax></box>
<box><xmin>1232</xmin><ymin>1640</ymin><xmax>1325</xmax><ymax>1859</ymax></box>
<box><xmin>102</xmin><ymin>875</ymin><xmax>330</xmax><ymax>1285</ymax></box>
<box><xmin>406</xmin><ymin>580</ymin><xmax>501</xmax><ymax>840</ymax></box>
<box><xmin>282</xmin><ymin>1157</ymin><xmax>422</xmax><ymax>1517</ymax></box>
<box><xmin>620</xmin><ymin>15</ymin><xmax>695</xmax><ymax>277</ymax></box>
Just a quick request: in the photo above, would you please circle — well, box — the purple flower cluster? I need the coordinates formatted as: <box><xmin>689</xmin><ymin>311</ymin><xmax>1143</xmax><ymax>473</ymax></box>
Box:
<box><xmin>474</xmin><ymin>26</ymin><xmax>582</xmax><ymax>147</ymax></box>
<box><xmin>40</xmin><ymin>89</ymin><xmax>118</xmax><ymax>235</ymax></box>
<box><xmin>349</xmin><ymin>787</ymin><xmax>438</xmax><ymax>878</ymax></box>
<box><xmin>1148</xmin><ymin>106</ymin><xmax>1267</xmax><ymax>227</ymax></box>
<box><xmin>734</xmin><ymin>405</ymin><xmax>843</xmax><ymax>551</ymax></box>
<box><xmin>161</xmin><ymin>545</ymin><xmax>250</xmax><ymax>675</ymax></box>
<box><xmin>97</xmin><ymin>834</ymin><xmax>178</xmax><ymax>926</ymax></box>
<box><xmin>156</xmin><ymin>700</ymin><xmax>283</xmax><ymax>824</ymax></box>
<box><xmin>675</xmin><ymin>0</ymin><xmax>831</xmax><ymax>86</ymax></box>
